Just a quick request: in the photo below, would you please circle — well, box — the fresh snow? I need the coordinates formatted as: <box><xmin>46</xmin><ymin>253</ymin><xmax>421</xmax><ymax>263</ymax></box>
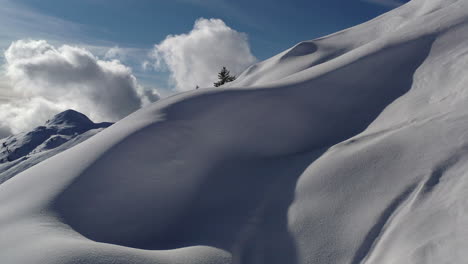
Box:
<box><xmin>1</xmin><ymin>0</ymin><xmax>468</xmax><ymax>263</ymax></box>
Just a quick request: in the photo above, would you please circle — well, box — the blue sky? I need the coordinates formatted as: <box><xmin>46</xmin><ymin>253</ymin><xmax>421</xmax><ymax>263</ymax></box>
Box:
<box><xmin>4</xmin><ymin>0</ymin><xmax>407</xmax><ymax>59</ymax></box>
<box><xmin>0</xmin><ymin>0</ymin><xmax>408</xmax><ymax>90</ymax></box>
<box><xmin>0</xmin><ymin>0</ymin><xmax>408</xmax><ymax>135</ymax></box>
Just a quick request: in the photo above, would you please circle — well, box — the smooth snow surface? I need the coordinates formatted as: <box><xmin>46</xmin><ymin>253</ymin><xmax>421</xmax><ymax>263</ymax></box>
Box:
<box><xmin>2</xmin><ymin>0</ymin><xmax>468</xmax><ymax>263</ymax></box>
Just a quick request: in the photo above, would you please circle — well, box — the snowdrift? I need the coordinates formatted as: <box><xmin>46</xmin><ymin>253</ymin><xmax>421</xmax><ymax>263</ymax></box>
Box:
<box><xmin>1</xmin><ymin>0</ymin><xmax>468</xmax><ymax>263</ymax></box>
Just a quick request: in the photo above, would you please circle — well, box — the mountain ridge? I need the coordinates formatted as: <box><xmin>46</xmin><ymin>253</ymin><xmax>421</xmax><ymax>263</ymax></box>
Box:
<box><xmin>0</xmin><ymin>109</ymin><xmax>112</xmax><ymax>184</ymax></box>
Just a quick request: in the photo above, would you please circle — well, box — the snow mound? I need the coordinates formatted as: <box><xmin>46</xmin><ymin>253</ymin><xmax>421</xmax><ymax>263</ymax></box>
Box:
<box><xmin>2</xmin><ymin>0</ymin><xmax>468</xmax><ymax>263</ymax></box>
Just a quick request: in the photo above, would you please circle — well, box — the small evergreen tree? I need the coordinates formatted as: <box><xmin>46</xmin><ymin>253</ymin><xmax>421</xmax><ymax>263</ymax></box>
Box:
<box><xmin>214</xmin><ymin>66</ymin><xmax>236</xmax><ymax>87</ymax></box>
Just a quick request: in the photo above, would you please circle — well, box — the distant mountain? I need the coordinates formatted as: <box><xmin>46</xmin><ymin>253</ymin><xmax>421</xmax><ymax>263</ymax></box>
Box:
<box><xmin>0</xmin><ymin>110</ymin><xmax>112</xmax><ymax>184</ymax></box>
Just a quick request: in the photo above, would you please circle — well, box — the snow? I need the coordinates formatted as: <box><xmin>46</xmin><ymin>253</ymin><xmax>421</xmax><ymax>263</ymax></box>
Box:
<box><xmin>0</xmin><ymin>110</ymin><xmax>112</xmax><ymax>184</ymax></box>
<box><xmin>2</xmin><ymin>0</ymin><xmax>468</xmax><ymax>263</ymax></box>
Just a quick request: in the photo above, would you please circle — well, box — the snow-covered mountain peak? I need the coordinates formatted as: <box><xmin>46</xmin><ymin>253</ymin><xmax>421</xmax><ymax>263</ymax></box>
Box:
<box><xmin>44</xmin><ymin>109</ymin><xmax>112</xmax><ymax>135</ymax></box>
<box><xmin>46</xmin><ymin>109</ymin><xmax>94</xmax><ymax>127</ymax></box>
<box><xmin>0</xmin><ymin>110</ymin><xmax>112</xmax><ymax>184</ymax></box>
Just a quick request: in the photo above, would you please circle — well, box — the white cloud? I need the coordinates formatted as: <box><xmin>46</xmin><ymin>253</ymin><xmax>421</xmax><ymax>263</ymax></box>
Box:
<box><xmin>362</xmin><ymin>0</ymin><xmax>406</xmax><ymax>7</ymax></box>
<box><xmin>104</xmin><ymin>46</ymin><xmax>127</xmax><ymax>60</ymax></box>
<box><xmin>149</xmin><ymin>18</ymin><xmax>257</xmax><ymax>91</ymax></box>
<box><xmin>0</xmin><ymin>39</ymin><xmax>159</xmax><ymax>134</ymax></box>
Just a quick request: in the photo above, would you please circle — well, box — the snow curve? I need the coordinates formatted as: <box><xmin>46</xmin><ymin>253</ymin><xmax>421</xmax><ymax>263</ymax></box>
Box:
<box><xmin>1</xmin><ymin>1</ymin><xmax>468</xmax><ymax>264</ymax></box>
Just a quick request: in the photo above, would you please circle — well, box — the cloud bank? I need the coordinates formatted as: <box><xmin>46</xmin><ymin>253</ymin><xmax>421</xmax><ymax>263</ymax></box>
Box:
<box><xmin>0</xmin><ymin>40</ymin><xmax>159</xmax><ymax>134</ymax></box>
<box><xmin>149</xmin><ymin>18</ymin><xmax>257</xmax><ymax>91</ymax></box>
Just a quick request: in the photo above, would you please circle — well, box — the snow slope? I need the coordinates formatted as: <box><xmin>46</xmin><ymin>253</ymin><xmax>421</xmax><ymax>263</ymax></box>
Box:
<box><xmin>2</xmin><ymin>0</ymin><xmax>468</xmax><ymax>263</ymax></box>
<box><xmin>0</xmin><ymin>110</ymin><xmax>112</xmax><ymax>184</ymax></box>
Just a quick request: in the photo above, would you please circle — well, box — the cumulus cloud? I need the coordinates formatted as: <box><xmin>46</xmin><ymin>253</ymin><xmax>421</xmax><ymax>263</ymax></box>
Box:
<box><xmin>149</xmin><ymin>18</ymin><xmax>257</xmax><ymax>91</ymax></box>
<box><xmin>0</xmin><ymin>39</ymin><xmax>159</xmax><ymax>134</ymax></box>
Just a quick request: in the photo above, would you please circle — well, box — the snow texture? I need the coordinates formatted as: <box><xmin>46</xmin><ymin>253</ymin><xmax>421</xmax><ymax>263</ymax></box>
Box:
<box><xmin>1</xmin><ymin>0</ymin><xmax>468</xmax><ymax>263</ymax></box>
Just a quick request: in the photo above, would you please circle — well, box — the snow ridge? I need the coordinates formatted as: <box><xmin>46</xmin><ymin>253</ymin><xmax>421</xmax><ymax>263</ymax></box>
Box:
<box><xmin>2</xmin><ymin>0</ymin><xmax>468</xmax><ymax>263</ymax></box>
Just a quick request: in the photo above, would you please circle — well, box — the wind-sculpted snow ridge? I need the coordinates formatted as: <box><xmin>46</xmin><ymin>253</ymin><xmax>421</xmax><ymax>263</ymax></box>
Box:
<box><xmin>2</xmin><ymin>0</ymin><xmax>468</xmax><ymax>263</ymax></box>
<box><xmin>0</xmin><ymin>110</ymin><xmax>112</xmax><ymax>184</ymax></box>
